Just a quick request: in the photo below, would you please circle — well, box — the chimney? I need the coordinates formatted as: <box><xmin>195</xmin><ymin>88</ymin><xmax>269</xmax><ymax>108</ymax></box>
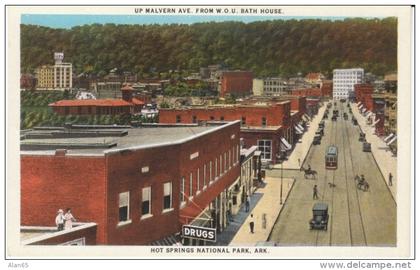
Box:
<box><xmin>121</xmin><ymin>84</ymin><xmax>134</xmax><ymax>102</ymax></box>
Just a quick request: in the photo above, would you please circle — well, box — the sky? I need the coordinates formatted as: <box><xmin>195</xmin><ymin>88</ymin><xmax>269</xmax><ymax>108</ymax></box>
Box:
<box><xmin>20</xmin><ymin>14</ymin><xmax>357</xmax><ymax>29</ymax></box>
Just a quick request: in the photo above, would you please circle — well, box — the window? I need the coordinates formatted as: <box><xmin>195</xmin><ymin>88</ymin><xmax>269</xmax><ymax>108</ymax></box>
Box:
<box><xmin>241</xmin><ymin>117</ymin><xmax>246</xmax><ymax>125</ymax></box>
<box><xmin>220</xmin><ymin>155</ymin><xmax>223</xmax><ymax>176</ymax></box>
<box><xmin>210</xmin><ymin>116</ymin><xmax>215</xmax><ymax>120</ymax></box>
<box><xmin>176</xmin><ymin>115</ymin><xmax>181</xmax><ymax>123</ymax></box>
<box><xmin>141</xmin><ymin>187</ymin><xmax>151</xmax><ymax>216</ymax></box>
<box><xmin>258</xmin><ymin>140</ymin><xmax>272</xmax><ymax>160</ymax></box>
<box><xmin>209</xmin><ymin>161</ymin><xmax>213</xmax><ymax>182</ymax></box>
<box><xmin>215</xmin><ymin>158</ymin><xmax>218</xmax><ymax>179</ymax></box>
<box><xmin>119</xmin><ymin>192</ymin><xmax>130</xmax><ymax>223</ymax></box>
<box><xmin>203</xmin><ymin>164</ymin><xmax>207</xmax><ymax>187</ymax></box>
<box><xmin>180</xmin><ymin>177</ymin><xmax>186</xmax><ymax>204</ymax></box>
<box><xmin>163</xmin><ymin>182</ymin><xmax>172</xmax><ymax>210</ymax></box>
<box><xmin>197</xmin><ymin>168</ymin><xmax>200</xmax><ymax>193</ymax></box>
<box><xmin>220</xmin><ymin>116</ymin><xmax>224</xmax><ymax>121</ymax></box>
<box><xmin>262</xmin><ymin>117</ymin><xmax>267</xmax><ymax>126</ymax></box>
<box><xmin>189</xmin><ymin>173</ymin><xmax>193</xmax><ymax>197</ymax></box>
<box><xmin>224</xmin><ymin>153</ymin><xmax>227</xmax><ymax>172</ymax></box>
<box><xmin>192</xmin><ymin>115</ymin><xmax>197</xmax><ymax>123</ymax></box>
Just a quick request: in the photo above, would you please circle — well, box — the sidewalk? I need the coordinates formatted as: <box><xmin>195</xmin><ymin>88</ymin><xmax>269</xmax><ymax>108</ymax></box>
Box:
<box><xmin>351</xmin><ymin>103</ymin><xmax>397</xmax><ymax>201</ymax></box>
<box><xmin>273</xmin><ymin>102</ymin><xmax>328</xmax><ymax>170</ymax></box>
<box><xmin>229</xmin><ymin>177</ymin><xmax>295</xmax><ymax>246</ymax></box>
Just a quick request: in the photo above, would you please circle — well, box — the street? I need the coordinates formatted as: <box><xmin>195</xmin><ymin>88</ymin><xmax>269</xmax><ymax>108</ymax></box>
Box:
<box><xmin>268</xmin><ymin>102</ymin><xmax>396</xmax><ymax>246</ymax></box>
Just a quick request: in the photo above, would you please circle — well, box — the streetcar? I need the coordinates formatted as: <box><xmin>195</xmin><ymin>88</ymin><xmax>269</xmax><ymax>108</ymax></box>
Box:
<box><xmin>325</xmin><ymin>145</ymin><xmax>338</xmax><ymax>169</ymax></box>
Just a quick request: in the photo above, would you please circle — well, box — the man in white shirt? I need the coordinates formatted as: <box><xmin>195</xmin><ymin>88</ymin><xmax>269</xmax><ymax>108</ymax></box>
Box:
<box><xmin>55</xmin><ymin>209</ymin><xmax>64</xmax><ymax>231</ymax></box>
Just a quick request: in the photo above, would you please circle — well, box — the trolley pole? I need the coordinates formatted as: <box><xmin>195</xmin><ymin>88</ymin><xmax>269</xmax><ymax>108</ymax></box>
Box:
<box><xmin>280</xmin><ymin>160</ymin><xmax>283</xmax><ymax>205</ymax></box>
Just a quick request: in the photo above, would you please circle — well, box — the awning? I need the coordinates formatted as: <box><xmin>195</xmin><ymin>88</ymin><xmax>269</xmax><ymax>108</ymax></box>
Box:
<box><xmin>372</xmin><ymin>119</ymin><xmax>380</xmax><ymax>125</ymax></box>
<box><xmin>294</xmin><ymin>126</ymin><xmax>303</xmax><ymax>134</ymax></box>
<box><xmin>366</xmin><ymin>111</ymin><xmax>372</xmax><ymax>117</ymax></box>
<box><xmin>303</xmin><ymin>114</ymin><xmax>310</xmax><ymax>121</ymax></box>
<box><xmin>356</xmin><ymin>101</ymin><xmax>361</xmax><ymax>106</ymax></box>
<box><xmin>150</xmin><ymin>234</ymin><xmax>181</xmax><ymax>246</ymax></box>
<box><xmin>358</xmin><ymin>104</ymin><xmax>364</xmax><ymax>109</ymax></box>
<box><xmin>362</xmin><ymin>108</ymin><xmax>367</xmax><ymax>113</ymax></box>
<box><xmin>384</xmin><ymin>133</ymin><xmax>395</xmax><ymax>142</ymax></box>
<box><xmin>281</xmin><ymin>137</ymin><xmax>292</xmax><ymax>150</ymax></box>
<box><xmin>386</xmin><ymin>136</ymin><xmax>397</xmax><ymax>146</ymax></box>
<box><xmin>297</xmin><ymin>124</ymin><xmax>305</xmax><ymax>131</ymax></box>
<box><xmin>296</xmin><ymin>124</ymin><xmax>304</xmax><ymax>132</ymax></box>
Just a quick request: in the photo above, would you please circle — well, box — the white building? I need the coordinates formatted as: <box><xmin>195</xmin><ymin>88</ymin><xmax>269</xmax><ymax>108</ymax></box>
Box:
<box><xmin>252</xmin><ymin>77</ymin><xmax>288</xmax><ymax>96</ymax></box>
<box><xmin>332</xmin><ymin>68</ymin><xmax>364</xmax><ymax>100</ymax></box>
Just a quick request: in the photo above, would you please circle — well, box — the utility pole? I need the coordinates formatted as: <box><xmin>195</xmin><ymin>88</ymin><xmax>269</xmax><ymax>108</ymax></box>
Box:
<box><xmin>280</xmin><ymin>160</ymin><xmax>283</xmax><ymax>205</ymax></box>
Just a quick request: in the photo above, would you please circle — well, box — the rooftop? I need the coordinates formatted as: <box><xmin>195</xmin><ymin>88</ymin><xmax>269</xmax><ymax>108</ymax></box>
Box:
<box><xmin>21</xmin><ymin>122</ymin><xmax>238</xmax><ymax>156</ymax></box>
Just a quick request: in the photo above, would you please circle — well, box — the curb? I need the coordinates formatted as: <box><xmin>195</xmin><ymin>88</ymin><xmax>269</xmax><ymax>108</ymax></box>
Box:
<box><xmin>266</xmin><ymin>178</ymin><xmax>297</xmax><ymax>242</ymax></box>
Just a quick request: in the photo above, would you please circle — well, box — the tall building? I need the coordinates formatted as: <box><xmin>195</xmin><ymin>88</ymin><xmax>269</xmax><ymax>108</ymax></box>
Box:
<box><xmin>332</xmin><ymin>68</ymin><xmax>364</xmax><ymax>100</ymax></box>
<box><xmin>219</xmin><ymin>71</ymin><xmax>253</xmax><ymax>97</ymax></box>
<box><xmin>36</xmin><ymin>52</ymin><xmax>73</xmax><ymax>90</ymax></box>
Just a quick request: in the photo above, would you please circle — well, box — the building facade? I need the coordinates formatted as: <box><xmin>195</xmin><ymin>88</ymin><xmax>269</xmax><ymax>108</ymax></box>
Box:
<box><xmin>21</xmin><ymin>122</ymin><xmax>241</xmax><ymax>245</ymax></box>
<box><xmin>332</xmin><ymin>68</ymin><xmax>364</xmax><ymax>100</ymax></box>
<box><xmin>219</xmin><ymin>71</ymin><xmax>253</xmax><ymax>97</ymax></box>
<box><xmin>354</xmin><ymin>83</ymin><xmax>374</xmax><ymax>112</ymax></box>
<box><xmin>36</xmin><ymin>52</ymin><xmax>73</xmax><ymax>90</ymax></box>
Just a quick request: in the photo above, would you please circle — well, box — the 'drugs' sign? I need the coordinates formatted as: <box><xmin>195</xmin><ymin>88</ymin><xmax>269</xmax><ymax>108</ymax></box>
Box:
<box><xmin>182</xmin><ymin>225</ymin><xmax>216</xmax><ymax>242</ymax></box>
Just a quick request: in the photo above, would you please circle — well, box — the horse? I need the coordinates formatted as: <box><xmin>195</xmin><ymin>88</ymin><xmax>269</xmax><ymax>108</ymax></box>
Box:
<box><xmin>301</xmin><ymin>166</ymin><xmax>317</xmax><ymax>179</ymax></box>
<box><xmin>355</xmin><ymin>175</ymin><xmax>370</xmax><ymax>191</ymax></box>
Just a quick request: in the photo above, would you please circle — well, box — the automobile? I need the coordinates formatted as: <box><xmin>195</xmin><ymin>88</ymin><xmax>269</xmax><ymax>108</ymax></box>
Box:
<box><xmin>318</xmin><ymin>121</ymin><xmax>325</xmax><ymax>128</ymax></box>
<box><xmin>313</xmin><ymin>135</ymin><xmax>322</xmax><ymax>145</ymax></box>
<box><xmin>343</xmin><ymin>113</ymin><xmax>348</xmax><ymax>120</ymax></box>
<box><xmin>352</xmin><ymin>117</ymin><xmax>358</xmax><ymax>125</ymax></box>
<box><xmin>359</xmin><ymin>132</ymin><xmax>366</xmax><ymax>142</ymax></box>
<box><xmin>363</xmin><ymin>142</ymin><xmax>371</xmax><ymax>152</ymax></box>
<box><xmin>309</xmin><ymin>202</ymin><xmax>329</xmax><ymax>230</ymax></box>
<box><xmin>340</xmin><ymin>99</ymin><xmax>346</xmax><ymax>103</ymax></box>
<box><xmin>323</xmin><ymin>114</ymin><xmax>328</xmax><ymax>120</ymax></box>
<box><xmin>316</xmin><ymin>128</ymin><xmax>324</xmax><ymax>136</ymax></box>
<box><xmin>332</xmin><ymin>115</ymin><xmax>337</xmax><ymax>121</ymax></box>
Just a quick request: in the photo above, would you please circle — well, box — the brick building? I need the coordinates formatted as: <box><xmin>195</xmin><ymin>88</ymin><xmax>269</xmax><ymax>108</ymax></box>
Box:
<box><xmin>354</xmin><ymin>83</ymin><xmax>374</xmax><ymax>112</ymax></box>
<box><xmin>291</xmin><ymin>88</ymin><xmax>323</xmax><ymax>98</ymax></box>
<box><xmin>49</xmin><ymin>84</ymin><xmax>144</xmax><ymax>116</ymax></box>
<box><xmin>159</xmin><ymin>100</ymin><xmax>304</xmax><ymax>164</ymax></box>
<box><xmin>321</xmin><ymin>81</ymin><xmax>333</xmax><ymax>97</ymax></box>
<box><xmin>21</xmin><ymin>122</ymin><xmax>241</xmax><ymax>245</ymax></box>
<box><xmin>219</xmin><ymin>71</ymin><xmax>253</xmax><ymax>97</ymax></box>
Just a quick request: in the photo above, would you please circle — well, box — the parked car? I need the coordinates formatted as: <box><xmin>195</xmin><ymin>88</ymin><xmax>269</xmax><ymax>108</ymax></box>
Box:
<box><xmin>309</xmin><ymin>203</ymin><xmax>329</xmax><ymax>230</ymax></box>
<box><xmin>343</xmin><ymin>113</ymin><xmax>348</xmax><ymax>120</ymax></box>
<box><xmin>363</xmin><ymin>142</ymin><xmax>371</xmax><ymax>152</ymax></box>
<box><xmin>313</xmin><ymin>135</ymin><xmax>322</xmax><ymax>145</ymax></box>
<box><xmin>359</xmin><ymin>132</ymin><xmax>366</xmax><ymax>142</ymax></box>
<box><xmin>332</xmin><ymin>115</ymin><xmax>337</xmax><ymax>121</ymax></box>
<box><xmin>318</xmin><ymin>121</ymin><xmax>325</xmax><ymax>128</ymax></box>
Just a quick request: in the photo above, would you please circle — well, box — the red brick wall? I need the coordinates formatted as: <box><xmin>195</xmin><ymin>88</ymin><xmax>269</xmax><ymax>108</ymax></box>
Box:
<box><xmin>104</xmin><ymin>122</ymin><xmax>240</xmax><ymax>245</ymax></box>
<box><xmin>220</xmin><ymin>72</ymin><xmax>253</xmax><ymax>97</ymax></box>
<box><xmin>21</xmin><ymin>155</ymin><xmax>107</xmax><ymax>243</ymax></box>
<box><xmin>51</xmin><ymin>105</ymin><xmax>131</xmax><ymax>116</ymax></box>
<box><xmin>28</xmin><ymin>225</ymin><xmax>97</xmax><ymax>245</ymax></box>
<box><xmin>241</xmin><ymin>128</ymin><xmax>282</xmax><ymax>164</ymax></box>
<box><xmin>321</xmin><ymin>82</ymin><xmax>333</xmax><ymax>97</ymax></box>
<box><xmin>159</xmin><ymin>102</ymin><xmax>291</xmax><ymax>128</ymax></box>
<box><xmin>291</xmin><ymin>88</ymin><xmax>323</xmax><ymax>97</ymax></box>
<box><xmin>290</xmin><ymin>96</ymin><xmax>306</xmax><ymax>118</ymax></box>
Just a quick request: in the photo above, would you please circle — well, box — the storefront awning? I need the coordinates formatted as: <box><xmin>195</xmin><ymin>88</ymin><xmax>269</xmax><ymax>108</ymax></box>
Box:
<box><xmin>372</xmin><ymin>119</ymin><xmax>380</xmax><ymax>125</ymax></box>
<box><xmin>362</xmin><ymin>108</ymin><xmax>367</xmax><ymax>113</ymax></box>
<box><xmin>384</xmin><ymin>133</ymin><xmax>395</xmax><ymax>142</ymax></box>
<box><xmin>356</xmin><ymin>101</ymin><xmax>361</xmax><ymax>106</ymax></box>
<box><xmin>294</xmin><ymin>126</ymin><xmax>303</xmax><ymax>134</ymax></box>
<box><xmin>386</xmin><ymin>136</ymin><xmax>397</xmax><ymax>146</ymax></box>
<box><xmin>281</xmin><ymin>137</ymin><xmax>292</xmax><ymax>150</ymax></box>
<box><xmin>358</xmin><ymin>104</ymin><xmax>364</xmax><ymax>109</ymax></box>
<box><xmin>366</xmin><ymin>111</ymin><xmax>372</xmax><ymax>117</ymax></box>
<box><xmin>297</xmin><ymin>123</ymin><xmax>305</xmax><ymax>131</ymax></box>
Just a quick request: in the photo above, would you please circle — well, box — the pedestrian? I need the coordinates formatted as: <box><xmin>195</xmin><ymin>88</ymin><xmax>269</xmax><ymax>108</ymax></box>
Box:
<box><xmin>313</xmin><ymin>185</ymin><xmax>319</xmax><ymax>200</ymax></box>
<box><xmin>249</xmin><ymin>214</ymin><xmax>255</xmax><ymax>234</ymax></box>
<box><xmin>55</xmin><ymin>209</ymin><xmax>64</xmax><ymax>231</ymax></box>
<box><xmin>245</xmin><ymin>195</ymin><xmax>250</xmax><ymax>212</ymax></box>
<box><xmin>388</xmin><ymin>173</ymin><xmax>393</xmax><ymax>186</ymax></box>
<box><xmin>298</xmin><ymin>158</ymin><xmax>301</xmax><ymax>167</ymax></box>
<box><xmin>64</xmin><ymin>208</ymin><xmax>76</xmax><ymax>230</ymax></box>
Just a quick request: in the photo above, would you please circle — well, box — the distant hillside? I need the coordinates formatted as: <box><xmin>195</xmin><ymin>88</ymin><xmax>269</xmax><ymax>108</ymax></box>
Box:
<box><xmin>21</xmin><ymin>18</ymin><xmax>397</xmax><ymax>77</ymax></box>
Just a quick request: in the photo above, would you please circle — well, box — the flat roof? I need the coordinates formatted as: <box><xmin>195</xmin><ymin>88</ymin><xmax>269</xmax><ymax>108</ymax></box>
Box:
<box><xmin>21</xmin><ymin>122</ymin><xmax>239</xmax><ymax>156</ymax></box>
